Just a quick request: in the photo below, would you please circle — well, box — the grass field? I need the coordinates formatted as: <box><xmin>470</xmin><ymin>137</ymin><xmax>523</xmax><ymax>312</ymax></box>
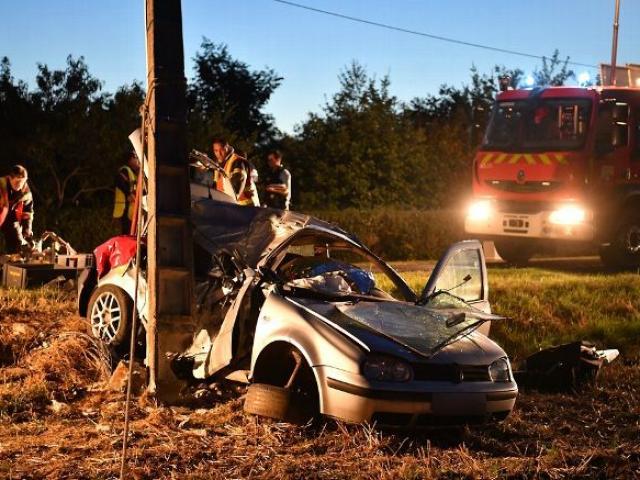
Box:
<box><xmin>1</xmin><ymin>263</ymin><xmax>639</xmax><ymax>478</ymax></box>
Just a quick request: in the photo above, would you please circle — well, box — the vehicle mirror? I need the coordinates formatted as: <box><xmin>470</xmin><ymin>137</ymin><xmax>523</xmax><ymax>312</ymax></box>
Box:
<box><xmin>595</xmin><ymin>104</ymin><xmax>616</xmax><ymax>156</ymax></box>
<box><xmin>612</xmin><ymin>122</ymin><xmax>628</xmax><ymax>148</ymax></box>
<box><xmin>612</xmin><ymin>103</ymin><xmax>629</xmax><ymax>122</ymax></box>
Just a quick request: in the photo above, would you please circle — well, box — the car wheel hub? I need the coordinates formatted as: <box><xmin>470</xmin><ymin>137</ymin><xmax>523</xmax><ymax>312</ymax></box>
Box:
<box><xmin>90</xmin><ymin>292</ymin><xmax>121</xmax><ymax>343</ymax></box>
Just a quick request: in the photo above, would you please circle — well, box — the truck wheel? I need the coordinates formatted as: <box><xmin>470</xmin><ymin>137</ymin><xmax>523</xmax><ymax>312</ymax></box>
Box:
<box><xmin>87</xmin><ymin>285</ymin><xmax>132</xmax><ymax>348</ymax></box>
<box><xmin>609</xmin><ymin>214</ymin><xmax>640</xmax><ymax>268</ymax></box>
<box><xmin>494</xmin><ymin>240</ymin><xmax>535</xmax><ymax>266</ymax></box>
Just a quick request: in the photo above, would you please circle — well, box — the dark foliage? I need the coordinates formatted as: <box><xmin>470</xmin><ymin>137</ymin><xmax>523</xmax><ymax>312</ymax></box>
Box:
<box><xmin>1</xmin><ymin>45</ymin><xmax>576</xmax><ymax>255</ymax></box>
<box><xmin>187</xmin><ymin>38</ymin><xmax>283</xmax><ymax>156</ymax></box>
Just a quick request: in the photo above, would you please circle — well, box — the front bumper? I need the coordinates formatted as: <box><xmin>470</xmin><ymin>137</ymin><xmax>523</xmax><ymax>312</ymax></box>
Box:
<box><xmin>465</xmin><ymin>207</ymin><xmax>594</xmax><ymax>242</ymax></box>
<box><xmin>317</xmin><ymin>367</ymin><xmax>518</xmax><ymax>427</ymax></box>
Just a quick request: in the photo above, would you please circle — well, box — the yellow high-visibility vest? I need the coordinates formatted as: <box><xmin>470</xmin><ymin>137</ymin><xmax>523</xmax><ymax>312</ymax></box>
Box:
<box><xmin>113</xmin><ymin>166</ymin><xmax>137</xmax><ymax>220</ymax></box>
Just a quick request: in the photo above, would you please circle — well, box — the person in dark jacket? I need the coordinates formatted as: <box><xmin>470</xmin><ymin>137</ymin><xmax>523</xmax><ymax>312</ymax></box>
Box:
<box><xmin>0</xmin><ymin>165</ymin><xmax>34</xmax><ymax>253</ymax></box>
<box><xmin>262</xmin><ymin>150</ymin><xmax>291</xmax><ymax>210</ymax></box>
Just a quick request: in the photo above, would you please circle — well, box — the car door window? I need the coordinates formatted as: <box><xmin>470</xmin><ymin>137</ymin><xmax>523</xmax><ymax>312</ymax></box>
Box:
<box><xmin>433</xmin><ymin>248</ymin><xmax>483</xmax><ymax>302</ymax></box>
<box><xmin>272</xmin><ymin>231</ymin><xmax>411</xmax><ymax>300</ymax></box>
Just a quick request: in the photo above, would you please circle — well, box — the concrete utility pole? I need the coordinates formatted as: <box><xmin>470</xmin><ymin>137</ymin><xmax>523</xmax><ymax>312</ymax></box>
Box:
<box><xmin>145</xmin><ymin>0</ymin><xmax>195</xmax><ymax>402</ymax></box>
<box><xmin>610</xmin><ymin>0</ymin><xmax>621</xmax><ymax>85</ymax></box>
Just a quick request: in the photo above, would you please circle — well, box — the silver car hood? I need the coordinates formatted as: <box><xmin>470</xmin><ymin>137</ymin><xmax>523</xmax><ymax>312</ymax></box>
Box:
<box><xmin>296</xmin><ymin>298</ymin><xmax>506</xmax><ymax>361</ymax></box>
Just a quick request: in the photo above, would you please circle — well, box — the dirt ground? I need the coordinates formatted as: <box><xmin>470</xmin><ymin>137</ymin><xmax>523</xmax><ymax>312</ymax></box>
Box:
<box><xmin>1</xmin><ymin>289</ymin><xmax>639</xmax><ymax>479</ymax></box>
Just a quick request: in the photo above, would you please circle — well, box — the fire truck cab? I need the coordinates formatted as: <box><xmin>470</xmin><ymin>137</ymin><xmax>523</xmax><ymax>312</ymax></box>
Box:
<box><xmin>465</xmin><ymin>86</ymin><xmax>640</xmax><ymax>267</ymax></box>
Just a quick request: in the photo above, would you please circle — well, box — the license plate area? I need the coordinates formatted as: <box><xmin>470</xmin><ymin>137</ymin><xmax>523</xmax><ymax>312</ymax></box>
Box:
<box><xmin>503</xmin><ymin>215</ymin><xmax>529</xmax><ymax>234</ymax></box>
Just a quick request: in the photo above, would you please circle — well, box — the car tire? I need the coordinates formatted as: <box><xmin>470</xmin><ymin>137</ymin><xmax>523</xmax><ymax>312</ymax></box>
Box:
<box><xmin>494</xmin><ymin>239</ymin><xmax>535</xmax><ymax>266</ymax></box>
<box><xmin>244</xmin><ymin>382</ymin><xmax>317</xmax><ymax>423</ymax></box>
<box><xmin>87</xmin><ymin>285</ymin><xmax>132</xmax><ymax>348</ymax></box>
<box><xmin>244</xmin><ymin>383</ymin><xmax>292</xmax><ymax>420</ymax></box>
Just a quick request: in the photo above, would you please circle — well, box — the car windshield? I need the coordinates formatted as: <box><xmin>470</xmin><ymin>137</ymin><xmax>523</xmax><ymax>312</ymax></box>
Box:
<box><xmin>484</xmin><ymin>98</ymin><xmax>592</xmax><ymax>151</ymax></box>
<box><xmin>273</xmin><ymin>231</ymin><xmax>412</xmax><ymax>301</ymax></box>
<box><xmin>274</xmin><ymin>232</ymin><xmax>502</xmax><ymax>356</ymax></box>
<box><xmin>292</xmin><ymin>295</ymin><xmax>502</xmax><ymax>357</ymax></box>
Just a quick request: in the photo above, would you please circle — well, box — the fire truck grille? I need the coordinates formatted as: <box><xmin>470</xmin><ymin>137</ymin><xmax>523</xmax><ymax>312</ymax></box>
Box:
<box><xmin>486</xmin><ymin>180</ymin><xmax>563</xmax><ymax>193</ymax></box>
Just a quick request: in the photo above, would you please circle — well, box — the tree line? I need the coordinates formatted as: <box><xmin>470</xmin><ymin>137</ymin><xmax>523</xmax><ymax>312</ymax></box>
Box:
<box><xmin>0</xmin><ymin>39</ymin><xmax>575</xmax><ymax>226</ymax></box>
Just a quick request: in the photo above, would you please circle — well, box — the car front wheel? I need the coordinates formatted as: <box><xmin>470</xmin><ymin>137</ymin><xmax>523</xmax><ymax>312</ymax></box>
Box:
<box><xmin>87</xmin><ymin>285</ymin><xmax>132</xmax><ymax>348</ymax></box>
<box><xmin>245</xmin><ymin>345</ymin><xmax>319</xmax><ymax>423</ymax></box>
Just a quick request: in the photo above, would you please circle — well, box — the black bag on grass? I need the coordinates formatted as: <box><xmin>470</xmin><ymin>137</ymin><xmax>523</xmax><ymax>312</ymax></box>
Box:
<box><xmin>514</xmin><ymin>341</ymin><xmax>605</xmax><ymax>392</ymax></box>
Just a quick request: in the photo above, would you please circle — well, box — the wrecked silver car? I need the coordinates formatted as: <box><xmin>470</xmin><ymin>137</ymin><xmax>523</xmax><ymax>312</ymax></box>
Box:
<box><xmin>78</xmin><ymin>199</ymin><xmax>517</xmax><ymax>427</ymax></box>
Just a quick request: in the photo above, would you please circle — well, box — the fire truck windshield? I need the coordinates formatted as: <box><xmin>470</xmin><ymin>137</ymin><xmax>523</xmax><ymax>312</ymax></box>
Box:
<box><xmin>483</xmin><ymin>98</ymin><xmax>592</xmax><ymax>151</ymax></box>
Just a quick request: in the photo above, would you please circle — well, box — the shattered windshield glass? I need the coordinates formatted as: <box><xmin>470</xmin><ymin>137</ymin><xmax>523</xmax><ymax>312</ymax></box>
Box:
<box><xmin>323</xmin><ymin>301</ymin><xmax>500</xmax><ymax>357</ymax></box>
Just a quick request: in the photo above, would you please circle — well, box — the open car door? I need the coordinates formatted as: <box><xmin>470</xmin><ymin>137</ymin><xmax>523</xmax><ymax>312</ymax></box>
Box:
<box><xmin>420</xmin><ymin>240</ymin><xmax>491</xmax><ymax>334</ymax></box>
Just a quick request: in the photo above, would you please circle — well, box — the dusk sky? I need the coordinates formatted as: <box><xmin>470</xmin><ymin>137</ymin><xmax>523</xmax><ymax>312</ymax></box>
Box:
<box><xmin>2</xmin><ymin>0</ymin><xmax>639</xmax><ymax>133</ymax></box>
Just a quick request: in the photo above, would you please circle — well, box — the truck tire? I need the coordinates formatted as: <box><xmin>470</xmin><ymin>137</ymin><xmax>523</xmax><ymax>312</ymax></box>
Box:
<box><xmin>494</xmin><ymin>239</ymin><xmax>535</xmax><ymax>266</ymax></box>
<box><xmin>87</xmin><ymin>285</ymin><xmax>132</xmax><ymax>348</ymax></box>
<box><xmin>608</xmin><ymin>214</ymin><xmax>640</xmax><ymax>268</ymax></box>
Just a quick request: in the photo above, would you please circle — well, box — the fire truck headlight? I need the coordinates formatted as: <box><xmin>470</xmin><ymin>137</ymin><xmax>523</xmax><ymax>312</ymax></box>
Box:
<box><xmin>468</xmin><ymin>200</ymin><xmax>493</xmax><ymax>221</ymax></box>
<box><xmin>549</xmin><ymin>205</ymin><xmax>586</xmax><ymax>225</ymax></box>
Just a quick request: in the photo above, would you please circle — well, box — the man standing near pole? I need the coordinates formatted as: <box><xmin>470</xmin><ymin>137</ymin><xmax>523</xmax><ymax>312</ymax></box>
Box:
<box><xmin>262</xmin><ymin>150</ymin><xmax>291</xmax><ymax>210</ymax></box>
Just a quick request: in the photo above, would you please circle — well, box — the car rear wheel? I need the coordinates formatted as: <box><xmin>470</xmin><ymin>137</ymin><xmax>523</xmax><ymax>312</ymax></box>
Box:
<box><xmin>494</xmin><ymin>239</ymin><xmax>535</xmax><ymax>266</ymax></box>
<box><xmin>87</xmin><ymin>285</ymin><xmax>132</xmax><ymax>348</ymax></box>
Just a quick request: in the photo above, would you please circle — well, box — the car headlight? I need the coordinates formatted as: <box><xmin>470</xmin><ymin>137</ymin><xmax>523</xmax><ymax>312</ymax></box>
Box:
<box><xmin>489</xmin><ymin>357</ymin><xmax>511</xmax><ymax>382</ymax></box>
<box><xmin>362</xmin><ymin>355</ymin><xmax>413</xmax><ymax>382</ymax></box>
<box><xmin>548</xmin><ymin>205</ymin><xmax>586</xmax><ymax>225</ymax></box>
<box><xmin>467</xmin><ymin>199</ymin><xmax>493</xmax><ymax>221</ymax></box>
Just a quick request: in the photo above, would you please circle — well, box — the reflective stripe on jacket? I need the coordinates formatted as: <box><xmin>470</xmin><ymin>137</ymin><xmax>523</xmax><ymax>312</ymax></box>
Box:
<box><xmin>113</xmin><ymin>166</ymin><xmax>137</xmax><ymax>220</ymax></box>
<box><xmin>214</xmin><ymin>153</ymin><xmax>260</xmax><ymax>206</ymax></box>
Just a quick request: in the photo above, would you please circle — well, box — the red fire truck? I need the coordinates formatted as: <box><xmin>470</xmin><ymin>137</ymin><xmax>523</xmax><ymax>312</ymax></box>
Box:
<box><xmin>465</xmin><ymin>85</ymin><xmax>640</xmax><ymax>267</ymax></box>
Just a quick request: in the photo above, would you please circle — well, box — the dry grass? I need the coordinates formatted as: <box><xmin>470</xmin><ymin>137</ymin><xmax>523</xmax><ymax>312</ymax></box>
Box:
<box><xmin>1</xmin><ymin>282</ymin><xmax>639</xmax><ymax>479</ymax></box>
<box><xmin>0</xmin><ymin>287</ymin><xmax>110</xmax><ymax>419</ymax></box>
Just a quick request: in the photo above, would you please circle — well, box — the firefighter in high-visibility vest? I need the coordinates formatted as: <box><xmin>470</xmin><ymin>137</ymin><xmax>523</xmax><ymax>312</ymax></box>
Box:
<box><xmin>112</xmin><ymin>151</ymin><xmax>140</xmax><ymax>235</ymax></box>
<box><xmin>211</xmin><ymin>138</ymin><xmax>260</xmax><ymax>206</ymax></box>
<box><xmin>0</xmin><ymin>165</ymin><xmax>34</xmax><ymax>254</ymax></box>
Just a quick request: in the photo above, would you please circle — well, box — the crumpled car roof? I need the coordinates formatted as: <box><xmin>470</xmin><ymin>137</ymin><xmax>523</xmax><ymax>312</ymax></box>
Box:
<box><xmin>191</xmin><ymin>199</ymin><xmax>356</xmax><ymax>270</ymax></box>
